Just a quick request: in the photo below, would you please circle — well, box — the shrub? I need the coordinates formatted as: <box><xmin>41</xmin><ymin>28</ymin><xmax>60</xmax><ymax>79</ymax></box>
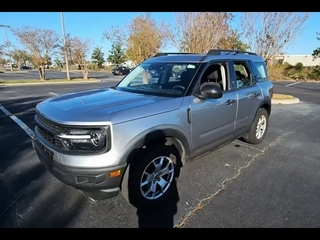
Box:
<box><xmin>268</xmin><ymin>62</ymin><xmax>320</xmax><ymax>81</ymax></box>
<box><xmin>289</xmin><ymin>72</ymin><xmax>306</xmax><ymax>80</ymax></box>
<box><xmin>267</xmin><ymin>64</ymin><xmax>288</xmax><ymax>80</ymax></box>
<box><xmin>307</xmin><ymin>72</ymin><xmax>320</xmax><ymax>80</ymax></box>
<box><xmin>295</xmin><ymin>62</ymin><xmax>304</xmax><ymax>71</ymax></box>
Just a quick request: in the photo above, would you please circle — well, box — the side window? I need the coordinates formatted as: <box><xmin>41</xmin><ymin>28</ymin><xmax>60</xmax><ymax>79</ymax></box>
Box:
<box><xmin>200</xmin><ymin>62</ymin><xmax>228</xmax><ymax>91</ymax></box>
<box><xmin>233</xmin><ymin>61</ymin><xmax>252</xmax><ymax>89</ymax></box>
<box><xmin>252</xmin><ymin>62</ymin><xmax>267</xmax><ymax>79</ymax></box>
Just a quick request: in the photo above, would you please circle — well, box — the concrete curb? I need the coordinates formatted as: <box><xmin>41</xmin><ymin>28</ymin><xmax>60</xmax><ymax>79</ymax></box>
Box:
<box><xmin>272</xmin><ymin>97</ymin><xmax>300</xmax><ymax>105</ymax></box>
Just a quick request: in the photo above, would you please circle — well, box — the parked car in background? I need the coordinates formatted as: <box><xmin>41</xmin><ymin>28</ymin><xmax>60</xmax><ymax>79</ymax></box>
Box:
<box><xmin>20</xmin><ymin>66</ymin><xmax>32</xmax><ymax>70</ymax></box>
<box><xmin>112</xmin><ymin>66</ymin><xmax>131</xmax><ymax>75</ymax></box>
<box><xmin>5</xmin><ymin>63</ymin><xmax>18</xmax><ymax>69</ymax></box>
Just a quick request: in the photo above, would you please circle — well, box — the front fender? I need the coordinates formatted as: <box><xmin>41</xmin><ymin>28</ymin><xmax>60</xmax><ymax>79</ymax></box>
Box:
<box><xmin>118</xmin><ymin>126</ymin><xmax>190</xmax><ymax>166</ymax></box>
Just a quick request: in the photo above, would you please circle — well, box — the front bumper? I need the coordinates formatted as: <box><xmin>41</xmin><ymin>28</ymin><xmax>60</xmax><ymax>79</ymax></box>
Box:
<box><xmin>32</xmin><ymin>136</ymin><xmax>127</xmax><ymax>200</ymax></box>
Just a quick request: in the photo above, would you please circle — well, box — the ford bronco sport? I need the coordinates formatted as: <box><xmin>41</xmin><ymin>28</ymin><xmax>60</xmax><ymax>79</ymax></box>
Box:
<box><xmin>32</xmin><ymin>49</ymin><xmax>274</xmax><ymax>208</ymax></box>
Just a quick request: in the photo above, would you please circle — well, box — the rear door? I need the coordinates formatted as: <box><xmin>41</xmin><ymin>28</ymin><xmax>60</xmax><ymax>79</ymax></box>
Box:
<box><xmin>229</xmin><ymin>60</ymin><xmax>263</xmax><ymax>132</ymax></box>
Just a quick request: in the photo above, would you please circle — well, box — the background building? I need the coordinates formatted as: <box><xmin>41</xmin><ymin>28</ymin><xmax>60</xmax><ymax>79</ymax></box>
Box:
<box><xmin>275</xmin><ymin>55</ymin><xmax>320</xmax><ymax>66</ymax></box>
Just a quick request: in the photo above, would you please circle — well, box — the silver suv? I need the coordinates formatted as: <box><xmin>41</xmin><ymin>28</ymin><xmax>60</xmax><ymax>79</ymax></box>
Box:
<box><xmin>32</xmin><ymin>49</ymin><xmax>274</xmax><ymax>208</ymax></box>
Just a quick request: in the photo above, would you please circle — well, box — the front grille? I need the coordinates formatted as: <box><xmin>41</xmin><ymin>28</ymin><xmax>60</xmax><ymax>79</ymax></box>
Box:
<box><xmin>35</xmin><ymin>112</ymin><xmax>67</xmax><ymax>149</ymax></box>
<box><xmin>37</xmin><ymin>124</ymin><xmax>64</xmax><ymax>147</ymax></box>
<box><xmin>36</xmin><ymin>112</ymin><xmax>67</xmax><ymax>133</ymax></box>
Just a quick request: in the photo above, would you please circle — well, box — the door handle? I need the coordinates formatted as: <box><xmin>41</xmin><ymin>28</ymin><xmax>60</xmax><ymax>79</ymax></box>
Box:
<box><xmin>247</xmin><ymin>92</ymin><xmax>261</xmax><ymax>98</ymax></box>
<box><xmin>253</xmin><ymin>92</ymin><xmax>261</xmax><ymax>97</ymax></box>
<box><xmin>225</xmin><ymin>99</ymin><xmax>236</xmax><ymax>105</ymax></box>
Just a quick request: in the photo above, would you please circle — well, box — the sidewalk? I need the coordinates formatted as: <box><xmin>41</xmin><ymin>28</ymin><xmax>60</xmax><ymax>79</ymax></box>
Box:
<box><xmin>271</xmin><ymin>97</ymin><xmax>300</xmax><ymax>104</ymax></box>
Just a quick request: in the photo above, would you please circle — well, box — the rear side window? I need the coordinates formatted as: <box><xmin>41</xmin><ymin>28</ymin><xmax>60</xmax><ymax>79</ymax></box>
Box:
<box><xmin>253</xmin><ymin>62</ymin><xmax>267</xmax><ymax>79</ymax></box>
<box><xmin>233</xmin><ymin>61</ymin><xmax>252</xmax><ymax>88</ymax></box>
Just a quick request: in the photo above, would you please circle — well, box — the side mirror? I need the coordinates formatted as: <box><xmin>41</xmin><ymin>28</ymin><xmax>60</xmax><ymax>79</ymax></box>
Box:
<box><xmin>199</xmin><ymin>83</ymin><xmax>223</xmax><ymax>99</ymax></box>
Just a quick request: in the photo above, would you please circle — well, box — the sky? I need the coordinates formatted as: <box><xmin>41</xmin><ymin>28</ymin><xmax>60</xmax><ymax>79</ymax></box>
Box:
<box><xmin>0</xmin><ymin>12</ymin><xmax>319</xmax><ymax>60</ymax></box>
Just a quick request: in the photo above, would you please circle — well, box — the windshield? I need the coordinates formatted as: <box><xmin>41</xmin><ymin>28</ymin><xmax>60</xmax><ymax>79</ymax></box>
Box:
<box><xmin>116</xmin><ymin>62</ymin><xmax>200</xmax><ymax>97</ymax></box>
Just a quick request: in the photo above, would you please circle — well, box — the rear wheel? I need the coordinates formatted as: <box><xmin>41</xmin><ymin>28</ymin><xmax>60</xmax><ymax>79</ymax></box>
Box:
<box><xmin>121</xmin><ymin>145</ymin><xmax>181</xmax><ymax>208</ymax></box>
<box><xmin>244</xmin><ymin>108</ymin><xmax>269</xmax><ymax>144</ymax></box>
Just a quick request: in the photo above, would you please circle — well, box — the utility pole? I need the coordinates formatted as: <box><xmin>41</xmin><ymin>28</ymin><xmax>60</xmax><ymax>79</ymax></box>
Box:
<box><xmin>0</xmin><ymin>24</ymin><xmax>13</xmax><ymax>71</ymax></box>
<box><xmin>60</xmin><ymin>12</ymin><xmax>70</xmax><ymax>80</ymax></box>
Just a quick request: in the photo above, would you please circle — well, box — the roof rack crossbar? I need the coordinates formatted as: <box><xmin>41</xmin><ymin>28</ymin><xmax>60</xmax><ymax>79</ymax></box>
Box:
<box><xmin>152</xmin><ymin>52</ymin><xmax>197</xmax><ymax>58</ymax></box>
<box><xmin>207</xmin><ymin>49</ymin><xmax>257</xmax><ymax>56</ymax></box>
<box><xmin>151</xmin><ymin>49</ymin><xmax>258</xmax><ymax>63</ymax></box>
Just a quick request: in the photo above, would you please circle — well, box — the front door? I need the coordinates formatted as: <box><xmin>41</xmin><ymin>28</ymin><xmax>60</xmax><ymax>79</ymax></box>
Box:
<box><xmin>189</xmin><ymin>91</ymin><xmax>238</xmax><ymax>152</ymax></box>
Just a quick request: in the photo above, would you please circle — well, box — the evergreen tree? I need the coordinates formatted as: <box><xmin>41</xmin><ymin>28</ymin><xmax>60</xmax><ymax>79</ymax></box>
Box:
<box><xmin>91</xmin><ymin>46</ymin><xmax>105</xmax><ymax>68</ymax></box>
<box><xmin>107</xmin><ymin>44</ymin><xmax>126</xmax><ymax>66</ymax></box>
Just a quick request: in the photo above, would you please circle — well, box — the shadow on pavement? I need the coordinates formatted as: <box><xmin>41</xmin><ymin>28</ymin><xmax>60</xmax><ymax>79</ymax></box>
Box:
<box><xmin>136</xmin><ymin>182</ymin><xmax>179</xmax><ymax>228</ymax></box>
<box><xmin>0</xmin><ymin>96</ymin><xmax>88</xmax><ymax>228</ymax></box>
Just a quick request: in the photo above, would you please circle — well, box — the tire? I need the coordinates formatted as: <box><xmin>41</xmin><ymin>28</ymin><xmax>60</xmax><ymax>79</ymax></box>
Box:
<box><xmin>121</xmin><ymin>145</ymin><xmax>181</xmax><ymax>208</ymax></box>
<box><xmin>244</xmin><ymin>108</ymin><xmax>269</xmax><ymax>145</ymax></box>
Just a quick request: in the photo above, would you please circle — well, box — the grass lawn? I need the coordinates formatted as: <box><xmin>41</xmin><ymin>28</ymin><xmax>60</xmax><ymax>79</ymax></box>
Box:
<box><xmin>272</xmin><ymin>93</ymin><xmax>295</xmax><ymax>100</ymax></box>
<box><xmin>0</xmin><ymin>78</ymin><xmax>100</xmax><ymax>84</ymax></box>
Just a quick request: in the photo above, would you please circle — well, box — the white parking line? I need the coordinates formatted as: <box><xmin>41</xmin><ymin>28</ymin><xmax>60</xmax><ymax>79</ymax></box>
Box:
<box><xmin>285</xmin><ymin>82</ymin><xmax>300</xmax><ymax>87</ymax></box>
<box><xmin>49</xmin><ymin>92</ymin><xmax>58</xmax><ymax>96</ymax></box>
<box><xmin>0</xmin><ymin>103</ymin><xmax>34</xmax><ymax>139</ymax></box>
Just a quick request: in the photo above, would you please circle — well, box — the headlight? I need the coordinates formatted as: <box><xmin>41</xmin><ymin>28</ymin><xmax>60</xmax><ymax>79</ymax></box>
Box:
<box><xmin>58</xmin><ymin>129</ymin><xmax>107</xmax><ymax>152</ymax></box>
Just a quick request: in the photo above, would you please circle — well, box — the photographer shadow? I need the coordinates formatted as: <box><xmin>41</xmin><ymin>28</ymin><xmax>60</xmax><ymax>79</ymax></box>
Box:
<box><xmin>136</xmin><ymin>180</ymin><xmax>180</xmax><ymax>228</ymax></box>
<box><xmin>122</xmin><ymin>130</ymin><xmax>182</xmax><ymax>228</ymax></box>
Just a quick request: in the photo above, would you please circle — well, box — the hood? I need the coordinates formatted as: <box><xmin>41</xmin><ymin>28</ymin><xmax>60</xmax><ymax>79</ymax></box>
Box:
<box><xmin>36</xmin><ymin>88</ymin><xmax>183</xmax><ymax>125</ymax></box>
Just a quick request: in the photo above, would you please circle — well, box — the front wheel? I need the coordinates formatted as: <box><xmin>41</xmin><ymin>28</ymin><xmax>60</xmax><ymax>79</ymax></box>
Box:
<box><xmin>244</xmin><ymin>108</ymin><xmax>269</xmax><ymax>145</ymax></box>
<box><xmin>121</xmin><ymin>145</ymin><xmax>181</xmax><ymax>208</ymax></box>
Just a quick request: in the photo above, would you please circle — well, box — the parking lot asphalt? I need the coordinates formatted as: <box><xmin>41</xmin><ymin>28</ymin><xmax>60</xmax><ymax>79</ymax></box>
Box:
<box><xmin>178</xmin><ymin>101</ymin><xmax>320</xmax><ymax>228</ymax></box>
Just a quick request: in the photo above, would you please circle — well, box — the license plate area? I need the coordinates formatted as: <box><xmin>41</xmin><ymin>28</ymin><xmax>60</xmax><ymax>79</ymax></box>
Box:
<box><xmin>40</xmin><ymin>142</ymin><xmax>53</xmax><ymax>161</ymax></box>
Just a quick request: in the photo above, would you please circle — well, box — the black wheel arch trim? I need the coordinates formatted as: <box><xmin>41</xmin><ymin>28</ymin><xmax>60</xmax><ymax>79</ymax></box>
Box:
<box><xmin>118</xmin><ymin>126</ymin><xmax>190</xmax><ymax>166</ymax></box>
<box><xmin>247</xmin><ymin>98</ymin><xmax>271</xmax><ymax>126</ymax></box>
<box><xmin>259</xmin><ymin>98</ymin><xmax>272</xmax><ymax>115</ymax></box>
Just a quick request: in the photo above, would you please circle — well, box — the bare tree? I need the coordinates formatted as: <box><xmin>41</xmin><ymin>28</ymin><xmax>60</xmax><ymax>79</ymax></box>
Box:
<box><xmin>67</xmin><ymin>36</ymin><xmax>92</xmax><ymax>79</ymax></box>
<box><xmin>0</xmin><ymin>44</ymin><xmax>5</xmax><ymax>56</ymax></box>
<box><xmin>59</xmin><ymin>33</ymin><xmax>77</xmax><ymax>67</ymax></box>
<box><xmin>11</xmin><ymin>49</ymin><xmax>30</xmax><ymax>67</ymax></box>
<box><xmin>0</xmin><ymin>40</ymin><xmax>13</xmax><ymax>67</ymax></box>
<box><xmin>0</xmin><ymin>57</ymin><xmax>6</xmax><ymax>65</ymax></box>
<box><xmin>102</xmin><ymin>26</ymin><xmax>127</xmax><ymax>48</ymax></box>
<box><xmin>216</xmin><ymin>29</ymin><xmax>249</xmax><ymax>51</ymax></box>
<box><xmin>172</xmin><ymin>12</ymin><xmax>233</xmax><ymax>53</ymax></box>
<box><xmin>103</xmin><ymin>13</ymin><xmax>172</xmax><ymax>65</ymax></box>
<box><xmin>12</xmin><ymin>26</ymin><xmax>59</xmax><ymax>80</ymax></box>
<box><xmin>240</xmin><ymin>12</ymin><xmax>311</xmax><ymax>64</ymax></box>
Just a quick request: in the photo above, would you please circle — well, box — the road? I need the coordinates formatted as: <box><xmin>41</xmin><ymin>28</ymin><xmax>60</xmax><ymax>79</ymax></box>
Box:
<box><xmin>0</xmin><ymin>69</ymin><xmax>115</xmax><ymax>80</ymax></box>
<box><xmin>0</xmin><ymin>79</ymin><xmax>320</xmax><ymax>228</ymax></box>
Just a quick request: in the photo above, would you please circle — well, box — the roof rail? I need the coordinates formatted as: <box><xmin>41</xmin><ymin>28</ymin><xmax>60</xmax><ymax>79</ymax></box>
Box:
<box><xmin>207</xmin><ymin>49</ymin><xmax>257</xmax><ymax>56</ymax></box>
<box><xmin>152</xmin><ymin>52</ymin><xmax>196</xmax><ymax>58</ymax></box>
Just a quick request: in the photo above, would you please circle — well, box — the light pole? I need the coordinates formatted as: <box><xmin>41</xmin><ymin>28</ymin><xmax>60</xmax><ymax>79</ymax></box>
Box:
<box><xmin>0</xmin><ymin>24</ymin><xmax>13</xmax><ymax>71</ymax></box>
<box><xmin>60</xmin><ymin>12</ymin><xmax>70</xmax><ymax>80</ymax></box>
